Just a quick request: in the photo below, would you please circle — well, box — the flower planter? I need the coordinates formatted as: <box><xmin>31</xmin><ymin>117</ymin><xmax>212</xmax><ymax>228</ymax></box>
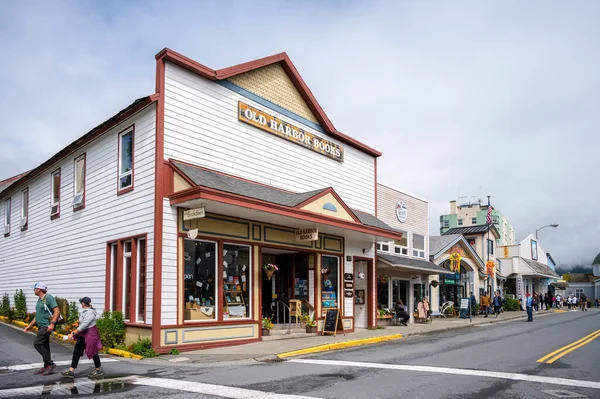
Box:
<box><xmin>264</xmin><ymin>268</ymin><xmax>275</xmax><ymax>280</ymax></box>
<box><xmin>262</xmin><ymin>328</ymin><xmax>271</xmax><ymax>336</ymax></box>
<box><xmin>377</xmin><ymin>316</ymin><xmax>393</xmax><ymax>326</ymax></box>
<box><xmin>306</xmin><ymin>326</ymin><xmax>317</xmax><ymax>333</ymax></box>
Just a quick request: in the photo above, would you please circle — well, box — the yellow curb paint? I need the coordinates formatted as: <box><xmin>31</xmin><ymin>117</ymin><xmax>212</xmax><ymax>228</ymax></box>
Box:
<box><xmin>277</xmin><ymin>333</ymin><xmax>403</xmax><ymax>358</ymax></box>
<box><xmin>108</xmin><ymin>348</ymin><xmax>143</xmax><ymax>360</ymax></box>
<box><xmin>537</xmin><ymin>329</ymin><xmax>600</xmax><ymax>363</ymax></box>
<box><xmin>0</xmin><ymin>316</ymin><xmax>7</xmax><ymax>322</ymax></box>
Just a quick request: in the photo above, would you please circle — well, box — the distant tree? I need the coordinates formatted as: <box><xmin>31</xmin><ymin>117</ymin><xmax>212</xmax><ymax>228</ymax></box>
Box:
<box><xmin>556</xmin><ymin>265</ymin><xmax>592</xmax><ymax>276</ymax></box>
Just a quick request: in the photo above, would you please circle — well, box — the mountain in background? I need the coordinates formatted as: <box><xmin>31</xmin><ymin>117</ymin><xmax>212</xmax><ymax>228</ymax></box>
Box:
<box><xmin>555</xmin><ymin>265</ymin><xmax>593</xmax><ymax>276</ymax></box>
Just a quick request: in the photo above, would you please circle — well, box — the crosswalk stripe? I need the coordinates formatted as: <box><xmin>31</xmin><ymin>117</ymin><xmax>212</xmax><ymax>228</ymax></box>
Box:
<box><xmin>0</xmin><ymin>358</ymin><xmax>118</xmax><ymax>372</ymax></box>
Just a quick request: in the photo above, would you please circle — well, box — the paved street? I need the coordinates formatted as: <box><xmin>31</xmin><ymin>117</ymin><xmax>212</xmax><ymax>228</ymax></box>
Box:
<box><xmin>1</xmin><ymin>310</ymin><xmax>598</xmax><ymax>398</ymax></box>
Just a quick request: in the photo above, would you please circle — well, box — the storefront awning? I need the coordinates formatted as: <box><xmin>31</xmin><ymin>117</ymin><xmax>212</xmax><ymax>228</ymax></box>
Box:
<box><xmin>169</xmin><ymin>160</ymin><xmax>404</xmax><ymax>241</ymax></box>
<box><xmin>550</xmin><ymin>281</ymin><xmax>569</xmax><ymax>289</ymax></box>
<box><xmin>520</xmin><ymin>258</ymin><xmax>560</xmax><ymax>279</ymax></box>
<box><xmin>378</xmin><ymin>253</ymin><xmax>454</xmax><ymax>275</ymax></box>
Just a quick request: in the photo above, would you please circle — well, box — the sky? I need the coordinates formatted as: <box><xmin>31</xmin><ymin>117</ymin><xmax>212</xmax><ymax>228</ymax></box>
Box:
<box><xmin>1</xmin><ymin>1</ymin><xmax>599</xmax><ymax>267</ymax></box>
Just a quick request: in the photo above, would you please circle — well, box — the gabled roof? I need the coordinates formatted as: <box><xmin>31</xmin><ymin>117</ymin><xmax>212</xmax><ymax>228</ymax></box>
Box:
<box><xmin>593</xmin><ymin>252</ymin><xmax>600</xmax><ymax>266</ymax></box>
<box><xmin>443</xmin><ymin>225</ymin><xmax>500</xmax><ymax>237</ymax></box>
<box><xmin>155</xmin><ymin>48</ymin><xmax>381</xmax><ymax>157</ymax></box>
<box><xmin>0</xmin><ymin>171</ymin><xmax>29</xmax><ymax>195</ymax></box>
<box><xmin>429</xmin><ymin>234</ymin><xmax>486</xmax><ymax>270</ymax></box>
<box><xmin>169</xmin><ymin>160</ymin><xmax>402</xmax><ymax>239</ymax></box>
<box><xmin>378</xmin><ymin>253</ymin><xmax>453</xmax><ymax>275</ymax></box>
<box><xmin>0</xmin><ymin>95</ymin><xmax>158</xmax><ymax>200</ymax></box>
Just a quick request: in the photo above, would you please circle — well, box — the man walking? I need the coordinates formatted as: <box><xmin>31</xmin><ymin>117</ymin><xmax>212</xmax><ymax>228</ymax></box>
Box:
<box><xmin>470</xmin><ymin>292</ymin><xmax>477</xmax><ymax>317</ymax></box>
<box><xmin>525</xmin><ymin>293</ymin><xmax>533</xmax><ymax>322</ymax></box>
<box><xmin>493</xmin><ymin>291</ymin><xmax>502</xmax><ymax>318</ymax></box>
<box><xmin>24</xmin><ymin>282</ymin><xmax>59</xmax><ymax>375</ymax></box>
<box><xmin>481</xmin><ymin>292</ymin><xmax>491</xmax><ymax>318</ymax></box>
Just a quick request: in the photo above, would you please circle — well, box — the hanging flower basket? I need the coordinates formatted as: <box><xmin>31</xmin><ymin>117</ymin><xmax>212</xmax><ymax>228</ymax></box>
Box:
<box><xmin>448</xmin><ymin>253</ymin><xmax>462</xmax><ymax>273</ymax></box>
<box><xmin>486</xmin><ymin>260</ymin><xmax>495</xmax><ymax>277</ymax></box>
<box><xmin>262</xmin><ymin>264</ymin><xmax>278</xmax><ymax>280</ymax></box>
<box><xmin>430</xmin><ymin>280</ymin><xmax>439</xmax><ymax>288</ymax></box>
<box><xmin>377</xmin><ymin>275</ymin><xmax>389</xmax><ymax>284</ymax></box>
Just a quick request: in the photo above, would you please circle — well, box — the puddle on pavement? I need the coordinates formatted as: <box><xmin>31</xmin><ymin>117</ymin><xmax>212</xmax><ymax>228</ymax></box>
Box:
<box><xmin>38</xmin><ymin>379</ymin><xmax>133</xmax><ymax>395</ymax></box>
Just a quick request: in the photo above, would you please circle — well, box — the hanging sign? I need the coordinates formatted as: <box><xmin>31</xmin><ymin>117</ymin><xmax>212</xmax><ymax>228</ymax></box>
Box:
<box><xmin>238</xmin><ymin>102</ymin><xmax>344</xmax><ymax>162</ymax></box>
<box><xmin>183</xmin><ymin>207</ymin><xmax>205</xmax><ymax>220</ymax></box>
<box><xmin>396</xmin><ymin>201</ymin><xmax>408</xmax><ymax>223</ymax></box>
<box><xmin>295</xmin><ymin>227</ymin><xmax>318</xmax><ymax>241</ymax></box>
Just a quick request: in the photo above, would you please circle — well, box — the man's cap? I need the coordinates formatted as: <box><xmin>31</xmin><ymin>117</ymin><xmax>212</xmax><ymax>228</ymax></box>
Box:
<box><xmin>32</xmin><ymin>282</ymin><xmax>47</xmax><ymax>290</ymax></box>
<box><xmin>526</xmin><ymin>293</ymin><xmax>531</xmax><ymax>296</ymax></box>
<box><xmin>79</xmin><ymin>297</ymin><xmax>92</xmax><ymax>305</ymax></box>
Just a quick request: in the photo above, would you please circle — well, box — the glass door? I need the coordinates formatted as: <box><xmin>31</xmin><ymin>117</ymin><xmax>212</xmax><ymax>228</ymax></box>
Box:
<box><xmin>392</xmin><ymin>279</ymin><xmax>408</xmax><ymax>308</ymax></box>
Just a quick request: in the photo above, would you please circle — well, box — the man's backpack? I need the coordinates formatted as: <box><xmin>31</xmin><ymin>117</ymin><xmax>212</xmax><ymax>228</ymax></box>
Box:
<box><xmin>43</xmin><ymin>296</ymin><xmax>65</xmax><ymax>325</ymax></box>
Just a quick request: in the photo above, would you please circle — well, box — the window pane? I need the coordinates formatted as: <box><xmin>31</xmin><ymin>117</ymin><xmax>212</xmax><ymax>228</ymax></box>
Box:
<box><xmin>124</xmin><ymin>254</ymin><xmax>131</xmax><ymax>320</ymax></box>
<box><xmin>52</xmin><ymin>172</ymin><xmax>60</xmax><ymax>204</ymax></box>
<box><xmin>395</xmin><ymin>232</ymin><xmax>407</xmax><ymax>247</ymax></box>
<box><xmin>184</xmin><ymin>239</ymin><xmax>217</xmax><ymax>321</ymax></box>
<box><xmin>111</xmin><ymin>244</ymin><xmax>118</xmax><ymax>311</ymax></box>
<box><xmin>22</xmin><ymin>189</ymin><xmax>28</xmax><ymax>219</ymax></box>
<box><xmin>120</xmin><ymin>132</ymin><xmax>132</xmax><ymax>174</ymax></box>
<box><xmin>412</xmin><ymin>234</ymin><xmax>425</xmax><ymax>250</ymax></box>
<box><xmin>138</xmin><ymin>239</ymin><xmax>146</xmax><ymax>322</ymax></box>
<box><xmin>321</xmin><ymin>256</ymin><xmax>339</xmax><ymax>309</ymax></box>
<box><xmin>4</xmin><ymin>200</ymin><xmax>10</xmax><ymax>226</ymax></box>
<box><xmin>120</xmin><ymin>174</ymin><xmax>132</xmax><ymax>189</ymax></box>
<box><xmin>124</xmin><ymin>241</ymin><xmax>132</xmax><ymax>254</ymax></box>
<box><xmin>222</xmin><ymin>243</ymin><xmax>251</xmax><ymax>319</ymax></box>
<box><xmin>75</xmin><ymin>158</ymin><xmax>85</xmax><ymax>194</ymax></box>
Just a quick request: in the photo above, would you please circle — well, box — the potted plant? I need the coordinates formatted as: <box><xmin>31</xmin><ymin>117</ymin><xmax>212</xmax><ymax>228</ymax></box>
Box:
<box><xmin>262</xmin><ymin>264</ymin><xmax>278</xmax><ymax>280</ymax></box>
<box><xmin>305</xmin><ymin>316</ymin><xmax>317</xmax><ymax>333</ymax></box>
<box><xmin>299</xmin><ymin>312</ymin><xmax>310</xmax><ymax>329</ymax></box>
<box><xmin>262</xmin><ymin>317</ymin><xmax>273</xmax><ymax>336</ymax></box>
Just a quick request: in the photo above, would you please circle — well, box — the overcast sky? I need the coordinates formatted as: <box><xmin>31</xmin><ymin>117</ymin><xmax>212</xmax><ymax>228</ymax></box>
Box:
<box><xmin>1</xmin><ymin>1</ymin><xmax>598</xmax><ymax>267</ymax></box>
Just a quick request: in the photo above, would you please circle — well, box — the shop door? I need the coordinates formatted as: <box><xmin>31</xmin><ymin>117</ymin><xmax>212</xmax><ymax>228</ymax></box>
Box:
<box><xmin>391</xmin><ymin>279</ymin><xmax>409</xmax><ymax>309</ymax></box>
<box><xmin>354</xmin><ymin>261</ymin><xmax>368</xmax><ymax>328</ymax></box>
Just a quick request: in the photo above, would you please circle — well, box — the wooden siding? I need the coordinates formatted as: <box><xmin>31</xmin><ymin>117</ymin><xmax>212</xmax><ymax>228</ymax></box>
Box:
<box><xmin>0</xmin><ymin>106</ymin><xmax>156</xmax><ymax>322</ymax></box>
<box><xmin>161</xmin><ymin>198</ymin><xmax>178</xmax><ymax>325</ymax></box>
<box><xmin>376</xmin><ymin>184</ymin><xmax>429</xmax><ymax>255</ymax></box>
<box><xmin>163</xmin><ymin>62</ymin><xmax>376</xmax><ymax>214</ymax></box>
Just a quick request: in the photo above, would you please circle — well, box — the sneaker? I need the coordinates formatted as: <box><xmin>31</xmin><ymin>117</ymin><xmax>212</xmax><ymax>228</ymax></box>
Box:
<box><xmin>33</xmin><ymin>366</ymin><xmax>46</xmax><ymax>375</ymax></box>
<box><xmin>60</xmin><ymin>370</ymin><xmax>75</xmax><ymax>378</ymax></box>
<box><xmin>42</xmin><ymin>364</ymin><xmax>56</xmax><ymax>376</ymax></box>
<box><xmin>88</xmin><ymin>369</ymin><xmax>104</xmax><ymax>379</ymax></box>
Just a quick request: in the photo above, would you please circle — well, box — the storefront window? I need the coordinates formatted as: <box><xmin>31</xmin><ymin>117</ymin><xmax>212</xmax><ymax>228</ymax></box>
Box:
<box><xmin>321</xmin><ymin>256</ymin><xmax>339</xmax><ymax>309</ymax></box>
<box><xmin>183</xmin><ymin>239</ymin><xmax>217</xmax><ymax>321</ymax></box>
<box><xmin>222</xmin><ymin>243</ymin><xmax>251</xmax><ymax>319</ymax></box>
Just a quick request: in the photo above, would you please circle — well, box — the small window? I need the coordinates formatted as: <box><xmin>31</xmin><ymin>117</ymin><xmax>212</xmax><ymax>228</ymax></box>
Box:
<box><xmin>487</xmin><ymin>239</ymin><xmax>494</xmax><ymax>256</ymax></box>
<box><xmin>381</xmin><ymin>243</ymin><xmax>390</xmax><ymax>252</ymax></box>
<box><xmin>441</xmin><ymin>220</ymin><xmax>449</xmax><ymax>228</ymax></box>
<box><xmin>4</xmin><ymin>198</ymin><xmax>10</xmax><ymax>236</ymax></box>
<box><xmin>51</xmin><ymin>169</ymin><xmax>61</xmax><ymax>218</ymax></box>
<box><xmin>123</xmin><ymin>240</ymin><xmax>132</xmax><ymax>321</ymax></box>
<box><xmin>118</xmin><ymin>129</ymin><xmax>134</xmax><ymax>192</ymax></box>
<box><xmin>458</xmin><ymin>219</ymin><xmax>463</xmax><ymax>226</ymax></box>
<box><xmin>20</xmin><ymin>189</ymin><xmax>28</xmax><ymax>230</ymax></box>
<box><xmin>394</xmin><ymin>232</ymin><xmax>408</xmax><ymax>255</ymax></box>
<box><xmin>471</xmin><ymin>217</ymin><xmax>477</xmax><ymax>224</ymax></box>
<box><xmin>412</xmin><ymin>234</ymin><xmax>425</xmax><ymax>258</ymax></box>
<box><xmin>72</xmin><ymin>154</ymin><xmax>86</xmax><ymax>209</ymax></box>
<box><xmin>492</xmin><ymin>215</ymin><xmax>499</xmax><ymax>224</ymax></box>
<box><xmin>376</xmin><ymin>243</ymin><xmax>382</xmax><ymax>251</ymax></box>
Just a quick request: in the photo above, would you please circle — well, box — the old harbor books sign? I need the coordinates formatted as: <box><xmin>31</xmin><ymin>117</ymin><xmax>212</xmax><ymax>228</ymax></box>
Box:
<box><xmin>238</xmin><ymin>102</ymin><xmax>344</xmax><ymax>162</ymax></box>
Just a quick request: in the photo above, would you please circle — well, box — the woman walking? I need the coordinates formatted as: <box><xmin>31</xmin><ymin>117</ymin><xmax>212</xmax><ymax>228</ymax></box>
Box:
<box><xmin>61</xmin><ymin>297</ymin><xmax>104</xmax><ymax>379</ymax></box>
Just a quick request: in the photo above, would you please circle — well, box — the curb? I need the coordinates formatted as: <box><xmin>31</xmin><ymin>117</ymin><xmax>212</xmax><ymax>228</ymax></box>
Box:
<box><xmin>0</xmin><ymin>317</ymin><xmax>142</xmax><ymax>360</ymax></box>
<box><xmin>277</xmin><ymin>333</ymin><xmax>403</xmax><ymax>358</ymax></box>
<box><xmin>107</xmin><ymin>348</ymin><xmax>143</xmax><ymax>360</ymax></box>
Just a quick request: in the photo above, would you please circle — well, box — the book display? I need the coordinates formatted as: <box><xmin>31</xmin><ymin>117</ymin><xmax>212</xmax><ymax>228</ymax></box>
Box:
<box><xmin>222</xmin><ymin>244</ymin><xmax>250</xmax><ymax>319</ymax></box>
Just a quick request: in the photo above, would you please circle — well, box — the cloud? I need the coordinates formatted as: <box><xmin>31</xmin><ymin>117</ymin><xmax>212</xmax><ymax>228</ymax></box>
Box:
<box><xmin>1</xmin><ymin>0</ymin><xmax>599</xmax><ymax>266</ymax></box>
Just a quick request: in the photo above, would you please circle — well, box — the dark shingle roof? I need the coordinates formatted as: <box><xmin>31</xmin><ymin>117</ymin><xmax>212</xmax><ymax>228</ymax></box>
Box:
<box><xmin>565</xmin><ymin>273</ymin><xmax>596</xmax><ymax>283</ymax></box>
<box><xmin>593</xmin><ymin>252</ymin><xmax>600</xmax><ymax>266</ymax></box>
<box><xmin>521</xmin><ymin>258</ymin><xmax>560</xmax><ymax>278</ymax></box>
<box><xmin>378</xmin><ymin>253</ymin><xmax>454</xmax><ymax>275</ymax></box>
<box><xmin>429</xmin><ymin>234</ymin><xmax>462</xmax><ymax>256</ymax></box>
<box><xmin>444</xmin><ymin>225</ymin><xmax>496</xmax><ymax>235</ymax></box>
<box><xmin>172</xmin><ymin>161</ymin><xmax>399</xmax><ymax>233</ymax></box>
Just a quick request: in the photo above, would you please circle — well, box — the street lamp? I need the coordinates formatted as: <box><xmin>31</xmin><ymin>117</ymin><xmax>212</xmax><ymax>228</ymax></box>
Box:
<box><xmin>535</xmin><ymin>224</ymin><xmax>559</xmax><ymax>239</ymax></box>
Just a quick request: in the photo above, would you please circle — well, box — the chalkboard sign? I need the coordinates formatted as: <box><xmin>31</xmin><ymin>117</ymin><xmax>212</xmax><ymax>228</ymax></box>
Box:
<box><xmin>323</xmin><ymin>308</ymin><xmax>346</xmax><ymax>336</ymax></box>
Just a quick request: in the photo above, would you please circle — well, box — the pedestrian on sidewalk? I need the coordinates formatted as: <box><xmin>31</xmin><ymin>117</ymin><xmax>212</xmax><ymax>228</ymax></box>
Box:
<box><xmin>481</xmin><ymin>292</ymin><xmax>491</xmax><ymax>318</ymax></box>
<box><xmin>24</xmin><ymin>282</ymin><xmax>59</xmax><ymax>376</ymax></box>
<box><xmin>493</xmin><ymin>291</ymin><xmax>502</xmax><ymax>318</ymax></box>
<box><xmin>525</xmin><ymin>293</ymin><xmax>533</xmax><ymax>322</ymax></box>
<box><xmin>580</xmin><ymin>294</ymin><xmax>587</xmax><ymax>311</ymax></box>
<box><xmin>555</xmin><ymin>294</ymin><xmax>561</xmax><ymax>309</ymax></box>
<box><xmin>60</xmin><ymin>297</ymin><xmax>104</xmax><ymax>379</ymax></box>
<box><xmin>395</xmin><ymin>299</ymin><xmax>409</xmax><ymax>326</ymax></box>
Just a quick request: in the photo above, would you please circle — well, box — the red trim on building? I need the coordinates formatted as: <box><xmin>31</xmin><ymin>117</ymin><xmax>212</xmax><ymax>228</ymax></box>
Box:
<box><xmin>155</xmin><ymin>48</ymin><xmax>381</xmax><ymax>157</ymax></box>
<box><xmin>152</xmin><ymin>57</ymin><xmax>167</xmax><ymax>350</ymax></box>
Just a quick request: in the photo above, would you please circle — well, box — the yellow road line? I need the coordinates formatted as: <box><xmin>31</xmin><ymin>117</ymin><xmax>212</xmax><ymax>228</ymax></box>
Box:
<box><xmin>537</xmin><ymin>329</ymin><xmax>600</xmax><ymax>363</ymax></box>
<box><xmin>546</xmin><ymin>331</ymin><xmax>600</xmax><ymax>364</ymax></box>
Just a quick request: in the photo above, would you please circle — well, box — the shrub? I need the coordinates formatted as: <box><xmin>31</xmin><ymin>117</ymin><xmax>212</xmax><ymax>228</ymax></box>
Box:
<box><xmin>13</xmin><ymin>289</ymin><xmax>27</xmax><ymax>320</ymax></box>
<box><xmin>0</xmin><ymin>293</ymin><xmax>10</xmax><ymax>317</ymax></box>
<box><xmin>7</xmin><ymin>307</ymin><xmax>16</xmax><ymax>323</ymax></box>
<box><xmin>24</xmin><ymin>313</ymin><xmax>36</xmax><ymax>323</ymax></box>
<box><xmin>130</xmin><ymin>337</ymin><xmax>157</xmax><ymax>358</ymax></box>
<box><xmin>96</xmin><ymin>311</ymin><xmax>126</xmax><ymax>349</ymax></box>
<box><xmin>67</xmin><ymin>301</ymin><xmax>79</xmax><ymax>325</ymax></box>
<box><xmin>169</xmin><ymin>348</ymin><xmax>180</xmax><ymax>355</ymax></box>
<box><xmin>503</xmin><ymin>297</ymin><xmax>520</xmax><ymax>311</ymax></box>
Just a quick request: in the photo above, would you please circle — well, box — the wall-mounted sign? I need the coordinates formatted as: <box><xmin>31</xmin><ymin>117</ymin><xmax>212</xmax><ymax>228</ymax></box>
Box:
<box><xmin>187</xmin><ymin>228</ymin><xmax>198</xmax><ymax>240</ymax></box>
<box><xmin>183</xmin><ymin>207</ymin><xmax>205</xmax><ymax>221</ymax></box>
<box><xmin>295</xmin><ymin>227</ymin><xmax>318</xmax><ymax>241</ymax></box>
<box><xmin>396</xmin><ymin>201</ymin><xmax>407</xmax><ymax>223</ymax></box>
<box><xmin>238</xmin><ymin>102</ymin><xmax>344</xmax><ymax>162</ymax></box>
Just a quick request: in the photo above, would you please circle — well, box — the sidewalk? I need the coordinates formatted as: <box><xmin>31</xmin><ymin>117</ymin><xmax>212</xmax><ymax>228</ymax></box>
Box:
<box><xmin>155</xmin><ymin>310</ymin><xmax>561</xmax><ymax>366</ymax></box>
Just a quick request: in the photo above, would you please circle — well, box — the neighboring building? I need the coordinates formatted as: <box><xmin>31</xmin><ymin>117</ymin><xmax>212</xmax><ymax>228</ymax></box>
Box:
<box><xmin>595</xmin><ymin>253</ymin><xmax>600</xmax><ymax>299</ymax></box>
<box><xmin>1</xmin><ymin>48</ymin><xmax>404</xmax><ymax>352</ymax></box>
<box><xmin>440</xmin><ymin>197</ymin><xmax>516</xmax><ymax>247</ymax></box>
<box><xmin>375</xmin><ymin>184</ymin><xmax>449</xmax><ymax>323</ymax></box>
<box><xmin>441</xmin><ymin>225</ymin><xmax>501</xmax><ymax>300</ymax></box>
<box><xmin>546</xmin><ymin>253</ymin><xmax>557</xmax><ymax>271</ymax></box>
<box><xmin>497</xmin><ymin>234</ymin><xmax>560</xmax><ymax>300</ymax></box>
<box><xmin>429</xmin><ymin>234</ymin><xmax>487</xmax><ymax>313</ymax></box>
<box><xmin>562</xmin><ymin>274</ymin><xmax>595</xmax><ymax>301</ymax></box>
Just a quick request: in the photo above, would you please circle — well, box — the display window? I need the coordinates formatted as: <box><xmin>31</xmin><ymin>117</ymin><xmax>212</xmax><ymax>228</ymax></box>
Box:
<box><xmin>321</xmin><ymin>255</ymin><xmax>339</xmax><ymax>309</ymax></box>
<box><xmin>222</xmin><ymin>243</ymin><xmax>251</xmax><ymax>319</ymax></box>
<box><xmin>183</xmin><ymin>239</ymin><xmax>217</xmax><ymax>321</ymax></box>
